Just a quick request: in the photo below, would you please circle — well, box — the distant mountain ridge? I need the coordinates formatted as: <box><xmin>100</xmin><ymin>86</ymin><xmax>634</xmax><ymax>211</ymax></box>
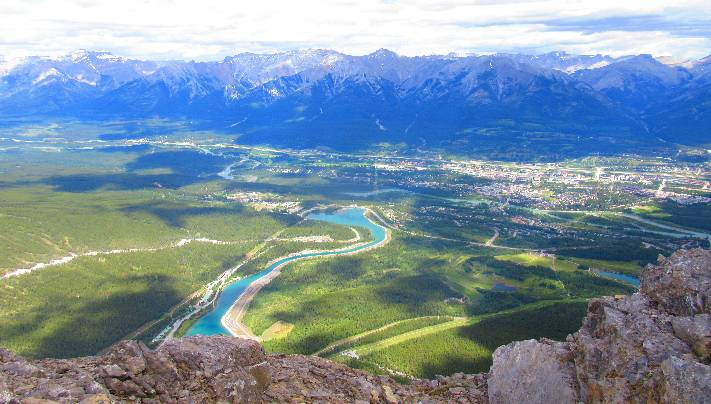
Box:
<box><xmin>1</xmin><ymin>49</ymin><xmax>710</xmax><ymax>158</ymax></box>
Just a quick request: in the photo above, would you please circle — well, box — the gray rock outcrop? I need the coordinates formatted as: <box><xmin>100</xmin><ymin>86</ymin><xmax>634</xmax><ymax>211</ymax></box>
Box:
<box><xmin>1</xmin><ymin>336</ymin><xmax>270</xmax><ymax>403</ymax></box>
<box><xmin>488</xmin><ymin>338</ymin><xmax>578</xmax><ymax>403</ymax></box>
<box><xmin>0</xmin><ymin>336</ymin><xmax>488</xmax><ymax>403</ymax></box>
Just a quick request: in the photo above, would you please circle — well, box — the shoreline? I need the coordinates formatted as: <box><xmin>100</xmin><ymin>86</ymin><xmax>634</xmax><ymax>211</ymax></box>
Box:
<box><xmin>219</xmin><ymin>206</ymin><xmax>392</xmax><ymax>338</ymax></box>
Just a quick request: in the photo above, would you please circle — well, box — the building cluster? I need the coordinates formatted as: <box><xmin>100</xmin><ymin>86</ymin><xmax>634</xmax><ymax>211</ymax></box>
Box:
<box><xmin>226</xmin><ymin>191</ymin><xmax>301</xmax><ymax>213</ymax></box>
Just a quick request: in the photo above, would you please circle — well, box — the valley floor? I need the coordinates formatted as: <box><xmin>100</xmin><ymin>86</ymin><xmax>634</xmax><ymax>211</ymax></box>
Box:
<box><xmin>0</xmin><ymin>119</ymin><xmax>708</xmax><ymax>378</ymax></box>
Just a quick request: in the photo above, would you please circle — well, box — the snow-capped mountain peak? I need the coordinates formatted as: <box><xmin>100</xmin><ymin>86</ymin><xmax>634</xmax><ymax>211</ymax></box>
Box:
<box><xmin>0</xmin><ymin>48</ymin><xmax>709</xmax><ymax>152</ymax></box>
<box><xmin>32</xmin><ymin>68</ymin><xmax>64</xmax><ymax>85</ymax></box>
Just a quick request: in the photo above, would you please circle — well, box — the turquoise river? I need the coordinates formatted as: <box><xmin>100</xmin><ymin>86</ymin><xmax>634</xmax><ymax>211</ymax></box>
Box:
<box><xmin>186</xmin><ymin>207</ymin><xmax>387</xmax><ymax>336</ymax></box>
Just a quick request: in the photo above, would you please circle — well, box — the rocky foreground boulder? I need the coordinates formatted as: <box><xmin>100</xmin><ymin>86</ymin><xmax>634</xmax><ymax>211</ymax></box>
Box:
<box><xmin>490</xmin><ymin>248</ymin><xmax>711</xmax><ymax>404</ymax></box>
<box><xmin>0</xmin><ymin>336</ymin><xmax>486</xmax><ymax>403</ymax></box>
<box><xmin>1</xmin><ymin>248</ymin><xmax>709</xmax><ymax>403</ymax></box>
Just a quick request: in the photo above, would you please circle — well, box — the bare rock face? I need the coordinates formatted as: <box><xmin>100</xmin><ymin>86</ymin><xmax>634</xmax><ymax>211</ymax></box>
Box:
<box><xmin>489</xmin><ymin>248</ymin><xmax>711</xmax><ymax>404</ymax></box>
<box><xmin>264</xmin><ymin>353</ymin><xmax>488</xmax><ymax>403</ymax></box>
<box><xmin>0</xmin><ymin>337</ymin><xmax>488</xmax><ymax>403</ymax></box>
<box><xmin>672</xmin><ymin>314</ymin><xmax>711</xmax><ymax>362</ymax></box>
<box><xmin>641</xmin><ymin>248</ymin><xmax>711</xmax><ymax>316</ymax></box>
<box><xmin>488</xmin><ymin>339</ymin><xmax>578</xmax><ymax>404</ymax></box>
<box><xmin>0</xmin><ymin>336</ymin><xmax>269</xmax><ymax>403</ymax></box>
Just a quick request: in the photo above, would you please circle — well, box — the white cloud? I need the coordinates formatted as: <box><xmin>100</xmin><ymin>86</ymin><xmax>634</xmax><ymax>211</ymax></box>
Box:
<box><xmin>0</xmin><ymin>0</ymin><xmax>709</xmax><ymax>60</ymax></box>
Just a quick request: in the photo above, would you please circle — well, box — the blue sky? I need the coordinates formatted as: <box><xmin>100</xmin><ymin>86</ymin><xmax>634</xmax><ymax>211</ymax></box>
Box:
<box><xmin>0</xmin><ymin>0</ymin><xmax>709</xmax><ymax>60</ymax></box>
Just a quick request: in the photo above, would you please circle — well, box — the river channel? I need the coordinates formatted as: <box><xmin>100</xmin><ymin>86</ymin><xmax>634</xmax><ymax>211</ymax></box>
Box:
<box><xmin>186</xmin><ymin>207</ymin><xmax>387</xmax><ymax>336</ymax></box>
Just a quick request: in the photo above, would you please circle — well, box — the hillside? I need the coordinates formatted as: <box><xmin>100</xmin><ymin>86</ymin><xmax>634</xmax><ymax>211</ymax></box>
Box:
<box><xmin>1</xmin><ymin>248</ymin><xmax>708</xmax><ymax>403</ymax></box>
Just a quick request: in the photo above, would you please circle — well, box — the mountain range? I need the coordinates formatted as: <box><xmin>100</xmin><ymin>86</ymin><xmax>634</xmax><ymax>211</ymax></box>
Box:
<box><xmin>1</xmin><ymin>49</ymin><xmax>710</xmax><ymax>159</ymax></box>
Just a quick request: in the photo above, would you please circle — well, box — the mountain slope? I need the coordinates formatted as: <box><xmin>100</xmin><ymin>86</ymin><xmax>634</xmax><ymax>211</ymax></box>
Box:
<box><xmin>1</xmin><ymin>49</ymin><xmax>710</xmax><ymax>157</ymax></box>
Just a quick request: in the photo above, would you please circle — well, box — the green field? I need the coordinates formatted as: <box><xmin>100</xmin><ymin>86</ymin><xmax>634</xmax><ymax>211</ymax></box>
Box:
<box><xmin>1</xmin><ymin>242</ymin><xmax>252</xmax><ymax>358</ymax></box>
<box><xmin>315</xmin><ymin>316</ymin><xmax>456</xmax><ymax>357</ymax></box>
<box><xmin>0</xmin><ymin>187</ymin><xmax>292</xmax><ymax>274</ymax></box>
<box><xmin>631</xmin><ymin>201</ymin><xmax>711</xmax><ymax>232</ymax></box>
<box><xmin>339</xmin><ymin>300</ymin><xmax>587</xmax><ymax>378</ymax></box>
